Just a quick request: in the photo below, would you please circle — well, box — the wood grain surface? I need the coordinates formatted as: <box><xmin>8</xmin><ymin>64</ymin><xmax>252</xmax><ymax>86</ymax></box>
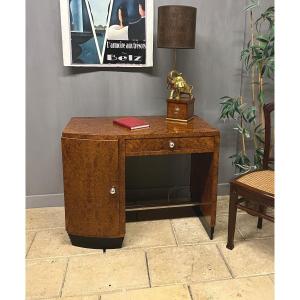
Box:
<box><xmin>62</xmin><ymin>138</ymin><xmax>123</xmax><ymax>238</ymax></box>
<box><xmin>61</xmin><ymin>115</ymin><xmax>220</xmax><ymax>243</ymax></box>
<box><xmin>167</xmin><ymin>98</ymin><xmax>195</xmax><ymax>121</ymax></box>
<box><xmin>62</xmin><ymin>116</ymin><xmax>219</xmax><ymax>140</ymax></box>
<box><xmin>126</xmin><ymin>137</ymin><xmax>214</xmax><ymax>156</ymax></box>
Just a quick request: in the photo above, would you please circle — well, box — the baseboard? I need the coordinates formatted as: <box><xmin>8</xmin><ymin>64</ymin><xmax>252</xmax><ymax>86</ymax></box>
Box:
<box><xmin>26</xmin><ymin>183</ymin><xmax>230</xmax><ymax>208</ymax></box>
<box><xmin>217</xmin><ymin>183</ymin><xmax>230</xmax><ymax>195</ymax></box>
<box><xmin>26</xmin><ymin>193</ymin><xmax>64</xmax><ymax>208</ymax></box>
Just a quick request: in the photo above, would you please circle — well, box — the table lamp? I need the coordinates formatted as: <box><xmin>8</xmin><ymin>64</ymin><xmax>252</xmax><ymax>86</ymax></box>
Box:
<box><xmin>157</xmin><ymin>5</ymin><xmax>197</xmax><ymax>122</ymax></box>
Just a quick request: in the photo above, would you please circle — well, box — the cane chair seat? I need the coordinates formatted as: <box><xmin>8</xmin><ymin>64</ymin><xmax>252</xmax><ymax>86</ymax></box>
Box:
<box><xmin>236</xmin><ymin>170</ymin><xmax>274</xmax><ymax>195</ymax></box>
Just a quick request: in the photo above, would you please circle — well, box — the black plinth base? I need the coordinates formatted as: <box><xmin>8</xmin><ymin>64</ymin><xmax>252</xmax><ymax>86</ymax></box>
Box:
<box><xmin>68</xmin><ymin>234</ymin><xmax>124</xmax><ymax>249</ymax></box>
<box><xmin>209</xmin><ymin>227</ymin><xmax>215</xmax><ymax>240</ymax></box>
<box><xmin>192</xmin><ymin>205</ymin><xmax>214</xmax><ymax>240</ymax></box>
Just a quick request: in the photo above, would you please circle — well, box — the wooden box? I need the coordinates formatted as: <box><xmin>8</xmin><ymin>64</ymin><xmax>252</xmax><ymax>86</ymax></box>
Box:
<box><xmin>166</xmin><ymin>97</ymin><xmax>195</xmax><ymax>123</ymax></box>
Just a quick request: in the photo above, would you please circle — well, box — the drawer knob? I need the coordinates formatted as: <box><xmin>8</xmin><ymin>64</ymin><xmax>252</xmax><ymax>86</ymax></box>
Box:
<box><xmin>110</xmin><ymin>187</ymin><xmax>116</xmax><ymax>195</ymax></box>
<box><xmin>169</xmin><ymin>141</ymin><xmax>175</xmax><ymax>149</ymax></box>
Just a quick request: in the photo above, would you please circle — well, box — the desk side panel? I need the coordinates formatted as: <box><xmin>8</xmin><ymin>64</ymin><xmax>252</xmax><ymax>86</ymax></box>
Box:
<box><xmin>190</xmin><ymin>135</ymin><xmax>220</xmax><ymax>238</ymax></box>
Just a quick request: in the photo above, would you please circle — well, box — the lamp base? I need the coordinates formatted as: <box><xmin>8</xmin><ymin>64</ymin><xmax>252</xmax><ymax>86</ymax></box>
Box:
<box><xmin>166</xmin><ymin>97</ymin><xmax>195</xmax><ymax>123</ymax></box>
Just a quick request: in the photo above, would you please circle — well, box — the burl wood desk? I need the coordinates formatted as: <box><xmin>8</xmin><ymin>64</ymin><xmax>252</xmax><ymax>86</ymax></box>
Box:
<box><xmin>62</xmin><ymin>116</ymin><xmax>220</xmax><ymax>249</ymax></box>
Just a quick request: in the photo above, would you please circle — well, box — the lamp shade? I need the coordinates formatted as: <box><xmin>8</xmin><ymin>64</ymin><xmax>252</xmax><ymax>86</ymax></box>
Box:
<box><xmin>157</xmin><ymin>5</ymin><xmax>197</xmax><ymax>49</ymax></box>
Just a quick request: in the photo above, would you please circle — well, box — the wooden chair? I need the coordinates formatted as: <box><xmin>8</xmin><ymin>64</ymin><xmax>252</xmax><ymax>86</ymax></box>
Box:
<box><xmin>226</xmin><ymin>103</ymin><xmax>274</xmax><ymax>250</ymax></box>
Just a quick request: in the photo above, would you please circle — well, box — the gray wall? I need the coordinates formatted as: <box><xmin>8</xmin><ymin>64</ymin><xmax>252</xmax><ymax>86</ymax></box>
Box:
<box><xmin>26</xmin><ymin>0</ymin><xmax>272</xmax><ymax>207</ymax></box>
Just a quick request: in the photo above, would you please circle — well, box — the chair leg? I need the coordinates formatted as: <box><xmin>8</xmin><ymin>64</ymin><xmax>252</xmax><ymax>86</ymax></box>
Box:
<box><xmin>257</xmin><ymin>217</ymin><xmax>263</xmax><ymax>229</ymax></box>
<box><xmin>226</xmin><ymin>186</ymin><xmax>238</xmax><ymax>250</ymax></box>
<box><xmin>257</xmin><ymin>205</ymin><xmax>265</xmax><ymax>229</ymax></box>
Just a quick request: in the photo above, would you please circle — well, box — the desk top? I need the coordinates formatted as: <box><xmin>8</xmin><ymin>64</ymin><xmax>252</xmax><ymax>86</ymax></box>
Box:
<box><xmin>62</xmin><ymin>116</ymin><xmax>219</xmax><ymax>140</ymax></box>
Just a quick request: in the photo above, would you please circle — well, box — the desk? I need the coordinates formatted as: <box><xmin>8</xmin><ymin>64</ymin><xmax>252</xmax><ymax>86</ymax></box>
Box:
<box><xmin>62</xmin><ymin>116</ymin><xmax>220</xmax><ymax>249</ymax></box>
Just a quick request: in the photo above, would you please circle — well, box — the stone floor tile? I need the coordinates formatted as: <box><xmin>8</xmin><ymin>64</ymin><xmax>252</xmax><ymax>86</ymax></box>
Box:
<box><xmin>217</xmin><ymin>195</ymin><xmax>230</xmax><ymax>201</ymax></box>
<box><xmin>213</xmin><ymin>215</ymin><xmax>243</xmax><ymax>242</ymax></box>
<box><xmin>26</xmin><ymin>257</ymin><xmax>68</xmax><ymax>299</ymax></box>
<box><xmin>122</xmin><ymin>220</ymin><xmax>176</xmax><ymax>249</ymax></box>
<box><xmin>62</xmin><ymin>251</ymin><xmax>149</xmax><ymax>296</ymax></box>
<box><xmin>59</xmin><ymin>296</ymin><xmax>99</xmax><ymax>300</ymax></box>
<box><xmin>218</xmin><ymin>238</ymin><xmax>274</xmax><ymax>277</ymax></box>
<box><xmin>190</xmin><ymin>276</ymin><xmax>274</xmax><ymax>300</ymax></box>
<box><xmin>171</xmin><ymin>217</ymin><xmax>210</xmax><ymax>245</ymax></box>
<box><xmin>101</xmin><ymin>285</ymin><xmax>191</xmax><ymax>300</ymax></box>
<box><xmin>26</xmin><ymin>207</ymin><xmax>65</xmax><ymax>230</ymax></box>
<box><xmin>171</xmin><ymin>215</ymin><xmax>242</xmax><ymax>245</ymax></box>
<box><xmin>237</xmin><ymin>214</ymin><xmax>274</xmax><ymax>240</ymax></box>
<box><xmin>27</xmin><ymin>228</ymin><xmax>99</xmax><ymax>259</ymax></box>
<box><xmin>26</xmin><ymin>231</ymin><xmax>36</xmax><ymax>256</ymax></box>
<box><xmin>49</xmin><ymin>296</ymin><xmax>99</xmax><ymax>300</ymax></box>
<box><xmin>147</xmin><ymin>244</ymin><xmax>231</xmax><ymax>286</ymax></box>
<box><xmin>216</xmin><ymin>196</ymin><xmax>230</xmax><ymax>215</ymax></box>
<box><xmin>269</xmin><ymin>274</ymin><xmax>274</xmax><ymax>283</ymax></box>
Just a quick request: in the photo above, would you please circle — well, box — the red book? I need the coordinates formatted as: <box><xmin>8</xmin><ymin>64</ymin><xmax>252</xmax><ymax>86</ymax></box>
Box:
<box><xmin>113</xmin><ymin>117</ymin><xmax>150</xmax><ymax>130</ymax></box>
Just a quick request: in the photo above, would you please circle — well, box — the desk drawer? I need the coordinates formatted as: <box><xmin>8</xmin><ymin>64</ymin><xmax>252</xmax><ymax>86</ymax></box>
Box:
<box><xmin>125</xmin><ymin>137</ymin><xmax>214</xmax><ymax>156</ymax></box>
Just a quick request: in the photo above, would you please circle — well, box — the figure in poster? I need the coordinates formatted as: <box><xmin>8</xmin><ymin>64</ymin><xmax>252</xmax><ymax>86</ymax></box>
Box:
<box><xmin>108</xmin><ymin>0</ymin><xmax>146</xmax><ymax>41</ymax></box>
<box><xmin>128</xmin><ymin>0</ymin><xmax>146</xmax><ymax>41</ymax></box>
<box><xmin>106</xmin><ymin>5</ymin><xmax>129</xmax><ymax>40</ymax></box>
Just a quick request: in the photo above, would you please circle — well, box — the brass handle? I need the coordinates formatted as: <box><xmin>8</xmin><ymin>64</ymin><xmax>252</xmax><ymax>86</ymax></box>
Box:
<box><xmin>110</xmin><ymin>187</ymin><xmax>116</xmax><ymax>195</ymax></box>
<box><xmin>169</xmin><ymin>141</ymin><xmax>175</xmax><ymax>149</ymax></box>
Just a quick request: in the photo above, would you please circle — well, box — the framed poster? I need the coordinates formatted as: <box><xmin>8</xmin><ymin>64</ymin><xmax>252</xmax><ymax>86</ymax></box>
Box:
<box><xmin>60</xmin><ymin>0</ymin><xmax>153</xmax><ymax>67</ymax></box>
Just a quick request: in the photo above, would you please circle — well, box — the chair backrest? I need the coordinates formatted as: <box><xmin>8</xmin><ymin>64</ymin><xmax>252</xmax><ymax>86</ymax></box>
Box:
<box><xmin>263</xmin><ymin>102</ymin><xmax>274</xmax><ymax>169</ymax></box>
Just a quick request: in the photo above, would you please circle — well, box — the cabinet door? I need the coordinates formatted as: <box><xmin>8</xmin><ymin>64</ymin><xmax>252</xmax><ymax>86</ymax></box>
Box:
<box><xmin>62</xmin><ymin>138</ymin><xmax>121</xmax><ymax>238</ymax></box>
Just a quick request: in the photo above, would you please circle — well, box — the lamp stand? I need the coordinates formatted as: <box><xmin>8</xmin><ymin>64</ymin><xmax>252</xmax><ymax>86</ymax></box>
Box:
<box><xmin>173</xmin><ymin>49</ymin><xmax>177</xmax><ymax>71</ymax></box>
<box><xmin>165</xmin><ymin>48</ymin><xmax>195</xmax><ymax>123</ymax></box>
<box><xmin>157</xmin><ymin>5</ymin><xmax>197</xmax><ymax>123</ymax></box>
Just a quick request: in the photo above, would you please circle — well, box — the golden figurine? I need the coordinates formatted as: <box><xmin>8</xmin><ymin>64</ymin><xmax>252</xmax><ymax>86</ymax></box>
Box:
<box><xmin>167</xmin><ymin>70</ymin><xmax>194</xmax><ymax>100</ymax></box>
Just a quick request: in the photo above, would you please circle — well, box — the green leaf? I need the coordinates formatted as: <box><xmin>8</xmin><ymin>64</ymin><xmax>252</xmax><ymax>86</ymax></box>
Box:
<box><xmin>255</xmin><ymin>134</ymin><xmax>265</xmax><ymax>144</ymax></box>
<box><xmin>256</xmin><ymin>36</ymin><xmax>269</xmax><ymax>43</ymax></box>
<box><xmin>256</xmin><ymin>147</ymin><xmax>264</xmax><ymax>156</ymax></box>
<box><xmin>219</xmin><ymin>96</ymin><xmax>243</xmax><ymax>120</ymax></box>
<box><xmin>238</xmin><ymin>103</ymin><xmax>248</xmax><ymax>113</ymax></box>
<box><xmin>231</xmin><ymin>152</ymin><xmax>253</xmax><ymax>174</ymax></box>
<box><xmin>255</xmin><ymin>123</ymin><xmax>263</xmax><ymax>131</ymax></box>
<box><xmin>258</xmin><ymin>90</ymin><xmax>265</xmax><ymax>105</ymax></box>
<box><xmin>242</xmin><ymin>106</ymin><xmax>256</xmax><ymax>123</ymax></box>
<box><xmin>233</xmin><ymin>124</ymin><xmax>251</xmax><ymax>139</ymax></box>
<box><xmin>261</xmin><ymin>65</ymin><xmax>266</xmax><ymax>76</ymax></box>
<box><xmin>254</xmin><ymin>147</ymin><xmax>264</xmax><ymax>169</ymax></box>
<box><xmin>244</xmin><ymin>128</ymin><xmax>251</xmax><ymax>138</ymax></box>
<box><xmin>244</xmin><ymin>0</ymin><xmax>259</xmax><ymax>11</ymax></box>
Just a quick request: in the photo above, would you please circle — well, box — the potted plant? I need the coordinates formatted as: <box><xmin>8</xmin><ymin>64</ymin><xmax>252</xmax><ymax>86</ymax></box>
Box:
<box><xmin>220</xmin><ymin>1</ymin><xmax>274</xmax><ymax>174</ymax></box>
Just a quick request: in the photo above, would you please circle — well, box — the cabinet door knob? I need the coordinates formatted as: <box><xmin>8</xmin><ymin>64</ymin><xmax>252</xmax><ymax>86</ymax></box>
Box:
<box><xmin>110</xmin><ymin>187</ymin><xmax>116</xmax><ymax>195</ymax></box>
<box><xmin>169</xmin><ymin>141</ymin><xmax>175</xmax><ymax>149</ymax></box>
